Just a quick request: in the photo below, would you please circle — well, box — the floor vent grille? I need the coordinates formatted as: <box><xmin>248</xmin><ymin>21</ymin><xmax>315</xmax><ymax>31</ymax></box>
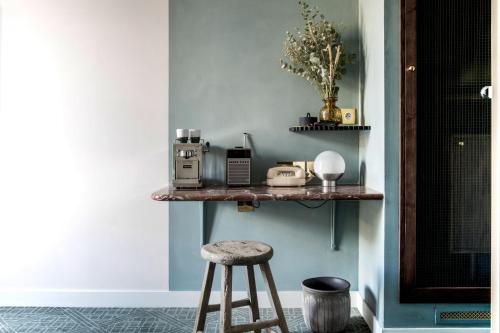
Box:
<box><xmin>436</xmin><ymin>309</ymin><xmax>490</xmax><ymax>325</ymax></box>
<box><xmin>440</xmin><ymin>311</ymin><xmax>490</xmax><ymax>321</ymax></box>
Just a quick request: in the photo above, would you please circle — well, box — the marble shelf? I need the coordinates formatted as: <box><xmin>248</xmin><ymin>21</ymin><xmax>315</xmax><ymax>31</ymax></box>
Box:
<box><xmin>152</xmin><ymin>185</ymin><xmax>383</xmax><ymax>202</ymax></box>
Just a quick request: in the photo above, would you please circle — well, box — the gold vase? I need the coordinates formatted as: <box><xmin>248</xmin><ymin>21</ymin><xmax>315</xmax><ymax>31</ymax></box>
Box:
<box><xmin>319</xmin><ymin>98</ymin><xmax>342</xmax><ymax>124</ymax></box>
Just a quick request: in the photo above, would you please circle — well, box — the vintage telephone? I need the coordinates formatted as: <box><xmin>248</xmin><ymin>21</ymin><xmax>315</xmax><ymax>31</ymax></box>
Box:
<box><xmin>266</xmin><ymin>165</ymin><xmax>307</xmax><ymax>187</ymax></box>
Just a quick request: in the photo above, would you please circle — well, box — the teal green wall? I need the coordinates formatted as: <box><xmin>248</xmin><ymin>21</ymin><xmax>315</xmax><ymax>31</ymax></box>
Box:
<box><xmin>169</xmin><ymin>0</ymin><xmax>361</xmax><ymax>291</ymax></box>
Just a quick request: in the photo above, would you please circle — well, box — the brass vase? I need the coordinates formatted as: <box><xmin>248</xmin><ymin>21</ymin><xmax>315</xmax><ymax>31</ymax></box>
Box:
<box><xmin>319</xmin><ymin>98</ymin><xmax>342</xmax><ymax>124</ymax></box>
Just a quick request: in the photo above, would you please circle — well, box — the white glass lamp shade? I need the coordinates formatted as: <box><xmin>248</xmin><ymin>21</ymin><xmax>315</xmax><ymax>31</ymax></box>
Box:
<box><xmin>313</xmin><ymin>150</ymin><xmax>346</xmax><ymax>187</ymax></box>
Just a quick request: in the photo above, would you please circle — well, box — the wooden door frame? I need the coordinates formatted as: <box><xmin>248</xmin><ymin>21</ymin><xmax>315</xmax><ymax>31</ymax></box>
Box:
<box><xmin>400</xmin><ymin>0</ymin><xmax>491</xmax><ymax>303</ymax></box>
<box><xmin>491</xmin><ymin>0</ymin><xmax>499</xmax><ymax>329</ymax></box>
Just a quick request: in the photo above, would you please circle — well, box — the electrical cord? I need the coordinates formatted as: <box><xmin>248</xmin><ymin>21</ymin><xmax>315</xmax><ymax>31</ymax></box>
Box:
<box><xmin>250</xmin><ymin>200</ymin><xmax>328</xmax><ymax>209</ymax></box>
<box><xmin>294</xmin><ymin>200</ymin><xmax>329</xmax><ymax>209</ymax></box>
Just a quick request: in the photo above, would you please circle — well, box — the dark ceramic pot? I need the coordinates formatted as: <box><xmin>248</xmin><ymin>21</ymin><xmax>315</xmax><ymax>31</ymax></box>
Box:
<box><xmin>302</xmin><ymin>277</ymin><xmax>351</xmax><ymax>333</ymax></box>
<box><xmin>299</xmin><ymin>112</ymin><xmax>318</xmax><ymax>126</ymax></box>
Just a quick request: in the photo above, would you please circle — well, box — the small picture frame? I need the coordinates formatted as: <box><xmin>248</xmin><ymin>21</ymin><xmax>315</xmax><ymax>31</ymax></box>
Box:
<box><xmin>341</xmin><ymin>108</ymin><xmax>356</xmax><ymax>125</ymax></box>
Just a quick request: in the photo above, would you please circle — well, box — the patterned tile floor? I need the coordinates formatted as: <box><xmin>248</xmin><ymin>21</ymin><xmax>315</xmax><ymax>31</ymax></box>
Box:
<box><xmin>0</xmin><ymin>307</ymin><xmax>370</xmax><ymax>333</ymax></box>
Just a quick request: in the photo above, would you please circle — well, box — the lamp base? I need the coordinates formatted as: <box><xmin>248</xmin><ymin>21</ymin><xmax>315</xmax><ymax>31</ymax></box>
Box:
<box><xmin>322</xmin><ymin>180</ymin><xmax>337</xmax><ymax>187</ymax></box>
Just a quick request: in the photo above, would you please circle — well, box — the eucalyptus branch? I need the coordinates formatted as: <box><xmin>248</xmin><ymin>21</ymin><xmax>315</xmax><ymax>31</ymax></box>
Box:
<box><xmin>308</xmin><ymin>22</ymin><xmax>317</xmax><ymax>44</ymax></box>
<box><xmin>280</xmin><ymin>1</ymin><xmax>355</xmax><ymax>100</ymax></box>
<box><xmin>327</xmin><ymin>44</ymin><xmax>333</xmax><ymax>99</ymax></box>
<box><xmin>332</xmin><ymin>45</ymin><xmax>342</xmax><ymax>79</ymax></box>
<box><xmin>330</xmin><ymin>45</ymin><xmax>342</xmax><ymax>98</ymax></box>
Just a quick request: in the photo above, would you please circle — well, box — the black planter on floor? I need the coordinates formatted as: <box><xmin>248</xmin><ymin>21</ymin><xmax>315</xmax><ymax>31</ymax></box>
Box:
<box><xmin>302</xmin><ymin>277</ymin><xmax>351</xmax><ymax>333</ymax></box>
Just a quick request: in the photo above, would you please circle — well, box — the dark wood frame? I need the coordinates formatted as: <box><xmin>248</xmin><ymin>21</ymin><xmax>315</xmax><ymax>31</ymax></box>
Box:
<box><xmin>399</xmin><ymin>0</ymin><xmax>490</xmax><ymax>303</ymax></box>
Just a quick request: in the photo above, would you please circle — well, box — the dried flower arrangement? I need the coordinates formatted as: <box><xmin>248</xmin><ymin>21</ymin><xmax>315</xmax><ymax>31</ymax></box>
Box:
<box><xmin>280</xmin><ymin>1</ymin><xmax>355</xmax><ymax>105</ymax></box>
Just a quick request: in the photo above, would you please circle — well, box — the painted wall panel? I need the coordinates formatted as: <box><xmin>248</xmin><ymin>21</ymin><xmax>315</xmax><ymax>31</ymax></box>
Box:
<box><xmin>358</xmin><ymin>0</ymin><xmax>386</xmax><ymax>325</ymax></box>
<box><xmin>169</xmin><ymin>0</ymin><xmax>361</xmax><ymax>291</ymax></box>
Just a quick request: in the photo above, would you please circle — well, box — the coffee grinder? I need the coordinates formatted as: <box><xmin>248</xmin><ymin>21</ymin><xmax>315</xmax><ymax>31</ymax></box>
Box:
<box><xmin>226</xmin><ymin>133</ymin><xmax>252</xmax><ymax>186</ymax></box>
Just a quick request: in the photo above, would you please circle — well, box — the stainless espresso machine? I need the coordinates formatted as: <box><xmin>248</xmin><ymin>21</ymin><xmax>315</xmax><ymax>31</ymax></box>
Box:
<box><xmin>173</xmin><ymin>140</ymin><xmax>208</xmax><ymax>188</ymax></box>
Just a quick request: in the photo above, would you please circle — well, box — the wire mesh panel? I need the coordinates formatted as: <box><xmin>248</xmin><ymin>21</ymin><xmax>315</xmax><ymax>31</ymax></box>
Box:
<box><xmin>415</xmin><ymin>0</ymin><xmax>491</xmax><ymax>288</ymax></box>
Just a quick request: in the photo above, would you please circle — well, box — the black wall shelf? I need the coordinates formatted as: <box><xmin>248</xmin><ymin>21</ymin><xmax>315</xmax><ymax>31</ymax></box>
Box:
<box><xmin>289</xmin><ymin>124</ymin><xmax>371</xmax><ymax>132</ymax></box>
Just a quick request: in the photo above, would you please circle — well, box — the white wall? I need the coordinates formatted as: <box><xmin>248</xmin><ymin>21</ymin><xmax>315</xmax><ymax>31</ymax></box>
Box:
<box><xmin>0</xmin><ymin>0</ymin><xmax>169</xmax><ymax>301</ymax></box>
<box><xmin>358</xmin><ymin>0</ymin><xmax>385</xmax><ymax>329</ymax></box>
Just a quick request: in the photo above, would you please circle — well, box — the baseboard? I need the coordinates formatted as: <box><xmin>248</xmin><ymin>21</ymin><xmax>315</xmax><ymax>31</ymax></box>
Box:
<box><xmin>0</xmin><ymin>289</ymin><xmax>360</xmax><ymax>309</ymax></box>
<box><xmin>352</xmin><ymin>292</ymin><xmax>383</xmax><ymax>333</ymax></box>
<box><xmin>0</xmin><ymin>289</ymin><xmax>307</xmax><ymax>308</ymax></box>
<box><xmin>353</xmin><ymin>294</ymin><xmax>491</xmax><ymax>333</ymax></box>
<box><xmin>384</xmin><ymin>329</ymin><xmax>490</xmax><ymax>333</ymax></box>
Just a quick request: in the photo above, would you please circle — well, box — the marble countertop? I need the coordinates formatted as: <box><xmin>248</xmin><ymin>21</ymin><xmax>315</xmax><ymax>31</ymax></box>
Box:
<box><xmin>152</xmin><ymin>185</ymin><xmax>383</xmax><ymax>202</ymax></box>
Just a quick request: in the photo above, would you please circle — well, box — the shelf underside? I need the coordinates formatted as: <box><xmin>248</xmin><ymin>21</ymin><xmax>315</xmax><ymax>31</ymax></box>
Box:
<box><xmin>289</xmin><ymin>124</ymin><xmax>371</xmax><ymax>132</ymax></box>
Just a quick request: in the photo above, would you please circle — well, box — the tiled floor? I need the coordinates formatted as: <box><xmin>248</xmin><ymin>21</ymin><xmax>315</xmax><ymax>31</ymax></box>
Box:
<box><xmin>0</xmin><ymin>307</ymin><xmax>370</xmax><ymax>333</ymax></box>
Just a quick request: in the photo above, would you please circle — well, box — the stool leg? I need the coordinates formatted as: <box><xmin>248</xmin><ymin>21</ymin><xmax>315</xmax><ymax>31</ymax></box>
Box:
<box><xmin>259</xmin><ymin>262</ymin><xmax>289</xmax><ymax>333</ymax></box>
<box><xmin>193</xmin><ymin>262</ymin><xmax>216</xmax><ymax>333</ymax></box>
<box><xmin>220</xmin><ymin>265</ymin><xmax>233</xmax><ymax>333</ymax></box>
<box><xmin>245</xmin><ymin>265</ymin><xmax>260</xmax><ymax>333</ymax></box>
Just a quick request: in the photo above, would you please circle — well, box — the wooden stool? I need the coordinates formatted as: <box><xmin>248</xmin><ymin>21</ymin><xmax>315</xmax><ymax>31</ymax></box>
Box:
<box><xmin>193</xmin><ymin>240</ymin><xmax>289</xmax><ymax>333</ymax></box>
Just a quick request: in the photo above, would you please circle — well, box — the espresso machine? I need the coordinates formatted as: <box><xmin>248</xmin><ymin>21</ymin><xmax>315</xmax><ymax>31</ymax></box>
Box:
<box><xmin>173</xmin><ymin>140</ymin><xmax>209</xmax><ymax>188</ymax></box>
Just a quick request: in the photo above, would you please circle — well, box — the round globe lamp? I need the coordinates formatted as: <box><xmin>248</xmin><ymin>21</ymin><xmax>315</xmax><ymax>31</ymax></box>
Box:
<box><xmin>313</xmin><ymin>151</ymin><xmax>346</xmax><ymax>187</ymax></box>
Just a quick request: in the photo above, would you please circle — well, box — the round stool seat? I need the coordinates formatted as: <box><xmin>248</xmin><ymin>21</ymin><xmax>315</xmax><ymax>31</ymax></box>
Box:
<box><xmin>201</xmin><ymin>240</ymin><xmax>273</xmax><ymax>266</ymax></box>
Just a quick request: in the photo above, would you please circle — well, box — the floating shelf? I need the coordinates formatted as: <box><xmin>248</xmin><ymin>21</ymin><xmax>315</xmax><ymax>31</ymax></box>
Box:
<box><xmin>152</xmin><ymin>185</ymin><xmax>383</xmax><ymax>202</ymax></box>
<box><xmin>289</xmin><ymin>124</ymin><xmax>371</xmax><ymax>132</ymax></box>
